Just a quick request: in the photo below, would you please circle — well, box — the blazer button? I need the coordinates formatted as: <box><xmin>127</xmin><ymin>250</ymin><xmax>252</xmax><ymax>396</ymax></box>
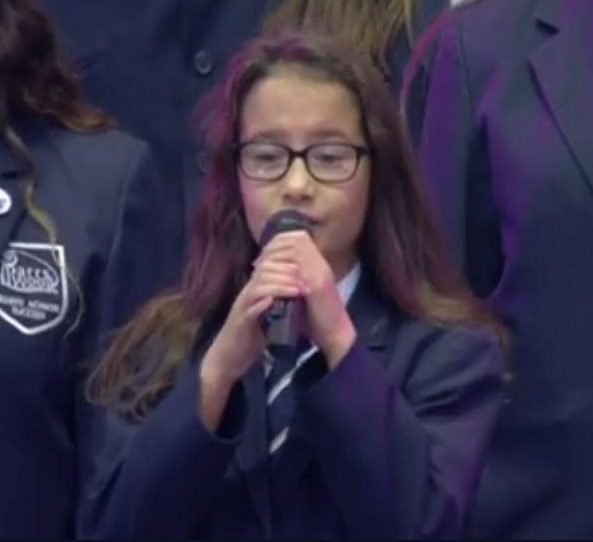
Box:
<box><xmin>0</xmin><ymin>187</ymin><xmax>12</xmax><ymax>215</ymax></box>
<box><xmin>193</xmin><ymin>49</ymin><xmax>215</xmax><ymax>76</ymax></box>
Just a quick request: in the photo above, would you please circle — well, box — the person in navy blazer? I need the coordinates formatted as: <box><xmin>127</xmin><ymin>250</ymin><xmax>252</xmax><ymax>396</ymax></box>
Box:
<box><xmin>0</xmin><ymin>0</ymin><xmax>172</xmax><ymax>538</ymax></box>
<box><xmin>407</xmin><ymin>0</ymin><xmax>593</xmax><ymax>538</ymax></box>
<box><xmin>38</xmin><ymin>0</ymin><xmax>449</xmax><ymax>261</ymax></box>
<box><xmin>37</xmin><ymin>0</ymin><xmax>278</xmax><ymax>264</ymax></box>
<box><xmin>81</xmin><ymin>30</ymin><xmax>504</xmax><ymax>540</ymax></box>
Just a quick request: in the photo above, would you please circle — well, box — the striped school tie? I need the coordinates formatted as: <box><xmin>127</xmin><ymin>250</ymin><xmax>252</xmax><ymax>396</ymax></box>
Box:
<box><xmin>265</xmin><ymin>338</ymin><xmax>316</xmax><ymax>456</ymax></box>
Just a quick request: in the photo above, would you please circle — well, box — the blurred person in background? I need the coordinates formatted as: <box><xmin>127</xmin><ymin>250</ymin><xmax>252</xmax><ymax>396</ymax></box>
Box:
<box><xmin>405</xmin><ymin>0</ymin><xmax>593</xmax><ymax>537</ymax></box>
<box><xmin>0</xmin><ymin>0</ymin><xmax>170</xmax><ymax>537</ymax></box>
<box><xmin>37</xmin><ymin>0</ymin><xmax>449</xmax><ymax>270</ymax></box>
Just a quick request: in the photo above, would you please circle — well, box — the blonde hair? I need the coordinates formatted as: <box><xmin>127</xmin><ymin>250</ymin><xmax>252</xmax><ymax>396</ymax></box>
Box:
<box><xmin>263</xmin><ymin>0</ymin><xmax>416</xmax><ymax>81</ymax></box>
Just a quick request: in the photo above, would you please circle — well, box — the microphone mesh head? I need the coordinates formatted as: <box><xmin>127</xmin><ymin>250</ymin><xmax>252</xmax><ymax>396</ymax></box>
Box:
<box><xmin>259</xmin><ymin>209</ymin><xmax>312</xmax><ymax>246</ymax></box>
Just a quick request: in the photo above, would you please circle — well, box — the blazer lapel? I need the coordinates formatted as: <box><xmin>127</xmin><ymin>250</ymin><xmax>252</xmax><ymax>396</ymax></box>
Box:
<box><xmin>530</xmin><ymin>0</ymin><xmax>593</xmax><ymax>195</ymax></box>
<box><xmin>0</xmin><ymin>142</ymin><xmax>26</xmax><ymax>256</ymax></box>
<box><xmin>347</xmin><ymin>274</ymin><xmax>394</xmax><ymax>354</ymax></box>
<box><xmin>287</xmin><ymin>275</ymin><xmax>396</xmax><ymax>482</ymax></box>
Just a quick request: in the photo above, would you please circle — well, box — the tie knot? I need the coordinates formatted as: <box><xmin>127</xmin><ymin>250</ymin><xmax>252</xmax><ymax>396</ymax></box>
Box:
<box><xmin>265</xmin><ymin>337</ymin><xmax>311</xmax><ymax>377</ymax></box>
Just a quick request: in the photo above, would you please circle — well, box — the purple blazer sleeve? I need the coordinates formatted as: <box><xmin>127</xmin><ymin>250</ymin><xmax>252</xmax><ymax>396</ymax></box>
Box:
<box><xmin>292</xmin><ymin>325</ymin><xmax>503</xmax><ymax>539</ymax></box>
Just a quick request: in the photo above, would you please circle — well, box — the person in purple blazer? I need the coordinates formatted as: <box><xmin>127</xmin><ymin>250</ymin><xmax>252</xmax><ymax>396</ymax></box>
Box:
<box><xmin>80</xmin><ymin>30</ymin><xmax>504</xmax><ymax>540</ymax></box>
<box><xmin>406</xmin><ymin>0</ymin><xmax>593</xmax><ymax>538</ymax></box>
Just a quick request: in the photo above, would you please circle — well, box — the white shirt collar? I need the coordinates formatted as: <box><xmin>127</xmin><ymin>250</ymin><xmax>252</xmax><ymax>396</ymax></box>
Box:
<box><xmin>336</xmin><ymin>261</ymin><xmax>361</xmax><ymax>306</ymax></box>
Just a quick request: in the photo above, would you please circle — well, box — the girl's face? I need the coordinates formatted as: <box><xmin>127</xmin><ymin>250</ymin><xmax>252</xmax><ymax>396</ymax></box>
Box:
<box><xmin>237</xmin><ymin>68</ymin><xmax>371</xmax><ymax>278</ymax></box>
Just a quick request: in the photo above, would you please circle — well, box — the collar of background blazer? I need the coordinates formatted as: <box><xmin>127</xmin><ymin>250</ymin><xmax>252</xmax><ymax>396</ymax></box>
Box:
<box><xmin>0</xmin><ymin>140</ymin><xmax>19</xmax><ymax>178</ymax></box>
<box><xmin>0</xmin><ymin>111</ymin><xmax>54</xmax><ymax>178</ymax></box>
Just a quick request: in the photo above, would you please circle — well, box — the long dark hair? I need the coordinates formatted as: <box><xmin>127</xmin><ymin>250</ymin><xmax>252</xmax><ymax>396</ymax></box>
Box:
<box><xmin>0</xmin><ymin>0</ymin><xmax>112</xmax><ymax>244</ymax></box>
<box><xmin>90</xmin><ymin>30</ymin><xmax>503</xmax><ymax>420</ymax></box>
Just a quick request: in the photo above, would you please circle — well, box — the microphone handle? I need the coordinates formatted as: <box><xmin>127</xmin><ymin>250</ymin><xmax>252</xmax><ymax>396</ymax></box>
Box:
<box><xmin>265</xmin><ymin>297</ymin><xmax>304</xmax><ymax>360</ymax></box>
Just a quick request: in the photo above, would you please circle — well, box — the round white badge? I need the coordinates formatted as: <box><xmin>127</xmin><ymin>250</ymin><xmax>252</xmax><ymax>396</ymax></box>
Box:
<box><xmin>0</xmin><ymin>188</ymin><xmax>12</xmax><ymax>215</ymax></box>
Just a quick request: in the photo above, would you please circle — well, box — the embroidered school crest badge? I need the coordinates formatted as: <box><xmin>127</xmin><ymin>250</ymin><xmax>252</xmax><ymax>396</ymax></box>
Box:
<box><xmin>0</xmin><ymin>242</ymin><xmax>68</xmax><ymax>335</ymax></box>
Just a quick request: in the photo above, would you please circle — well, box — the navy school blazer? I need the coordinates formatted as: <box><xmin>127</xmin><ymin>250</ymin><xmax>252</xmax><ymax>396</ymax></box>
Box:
<box><xmin>80</xmin><ymin>273</ymin><xmax>503</xmax><ymax>540</ymax></box>
<box><xmin>0</xmin><ymin>115</ymin><xmax>172</xmax><ymax>539</ymax></box>
<box><xmin>411</xmin><ymin>0</ymin><xmax>593</xmax><ymax>537</ymax></box>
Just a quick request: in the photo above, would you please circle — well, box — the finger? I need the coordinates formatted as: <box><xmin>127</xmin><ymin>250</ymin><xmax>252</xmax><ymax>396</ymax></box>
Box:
<box><xmin>259</xmin><ymin>231</ymin><xmax>306</xmax><ymax>254</ymax></box>
<box><xmin>252</xmin><ymin>270</ymin><xmax>305</xmax><ymax>290</ymax></box>
<box><xmin>274</xmin><ymin>230</ymin><xmax>311</xmax><ymax>241</ymax></box>
<box><xmin>259</xmin><ymin>231</ymin><xmax>316</xmax><ymax>260</ymax></box>
<box><xmin>253</xmin><ymin>273</ymin><xmax>310</xmax><ymax>297</ymax></box>
<box><xmin>251</xmin><ymin>262</ymin><xmax>303</xmax><ymax>285</ymax></box>
<box><xmin>259</xmin><ymin>239</ymin><xmax>295</xmax><ymax>255</ymax></box>
<box><xmin>235</xmin><ymin>270</ymin><xmax>301</xmax><ymax>309</ymax></box>
<box><xmin>252</xmin><ymin>260</ymin><xmax>299</xmax><ymax>276</ymax></box>
<box><xmin>255</xmin><ymin>245</ymin><xmax>298</xmax><ymax>267</ymax></box>
<box><xmin>245</xmin><ymin>283</ymin><xmax>304</xmax><ymax>304</ymax></box>
<box><xmin>245</xmin><ymin>295</ymin><xmax>274</xmax><ymax>321</ymax></box>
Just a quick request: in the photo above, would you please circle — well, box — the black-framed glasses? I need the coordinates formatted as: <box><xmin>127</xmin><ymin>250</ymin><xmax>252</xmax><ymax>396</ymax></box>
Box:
<box><xmin>234</xmin><ymin>141</ymin><xmax>370</xmax><ymax>184</ymax></box>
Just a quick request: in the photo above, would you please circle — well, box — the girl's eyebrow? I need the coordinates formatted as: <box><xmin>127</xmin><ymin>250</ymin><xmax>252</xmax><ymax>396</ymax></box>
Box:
<box><xmin>245</xmin><ymin>128</ymin><xmax>352</xmax><ymax>142</ymax></box>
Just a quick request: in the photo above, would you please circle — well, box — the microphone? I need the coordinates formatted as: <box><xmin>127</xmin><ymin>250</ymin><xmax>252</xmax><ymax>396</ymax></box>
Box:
<box><xmin>259</xmin><ymin>209</ymin><xmax>312</xmax><ymax>360</ymax></box>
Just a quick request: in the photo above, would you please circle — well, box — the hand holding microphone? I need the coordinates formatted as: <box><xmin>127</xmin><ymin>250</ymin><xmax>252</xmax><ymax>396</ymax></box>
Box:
<box><xmin>200</xmin><ymin>210</ymin><xmax>310</xmax><ymax>394</ymax></box>
<box><xmin>202</xmin><ymin>210</ymin><xmax>355</xmax><ymax>396</ymax></box>
<box><xmin>257</xmin><ymin>210</ymin><xmax>356</xmax><ymax>368</ymax></box>
<box><xmin>199</xmin><ymin>209</ymin><xmax>356</xmax><ymax>431</ymax></box>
